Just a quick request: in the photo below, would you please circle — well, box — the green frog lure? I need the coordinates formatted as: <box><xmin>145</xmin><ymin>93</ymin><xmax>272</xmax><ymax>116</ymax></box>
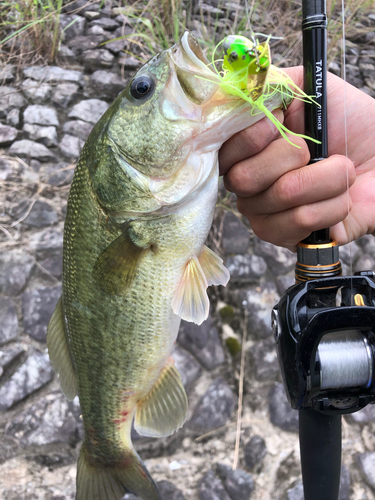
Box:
<box><xmin>207</xmin><ymin>34</ymin><xmax>319</xmax><ymax>147</ymax></box>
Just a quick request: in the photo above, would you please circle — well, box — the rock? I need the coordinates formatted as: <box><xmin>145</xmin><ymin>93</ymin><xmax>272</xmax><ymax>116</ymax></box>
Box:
<box><xmin>23</xmin><ymin>124</ymin><xmax>58</xmax><ymax>147</ymax></box>
<box><xmin>12</xmin><ymin>200</ymin><xmax>59</xmax><ymax>228</ymax></box>
<box><xmin>59</xmin><ymin>13</ymin><xmax>86</xmax><ymax>39</ymax></box>
<box><xmin>287</xmin><ymin>467</ymin><xmax>350</xmax><ymax>500</ymax></box>
<box><xmin>22</xmin><ymin>285</ymin><xmax>61</xmax><ymax>342</ymax></box>
<box><xmin>0</xmin><ymin>297</ymin><xmax>18</xmax><ymax>344</ymax></box>
<box><xmin>62</xmin><ymin>0</ymin><xmax>95</xmax><ymax>13</ymax></box>
<box><xmin>86</xmin><ymin>25</ymin><xmax>109</xmax><ymax>36</ymax></box>
<box><xmin>0</xmin><ymin>123</ymin><xmax>18</xmax><ymax>145</ymax></box>
<box><xmin>358</xmin><ymin>234</ymin><xmax>375</xmax><ymax>256</ymax></box>
<box><xmin>23</xmin><ymin>66</ymin><xmax>85</xmax><ymax>86</ymax></box>
<box><xmin>198</xmin><ymin>469</ymin><xmax>231</xmax><ymax>500</ymax></box>
<box><xmin>356</xmin><ymin>452</ymin><xmax>375</xmax><ymax>490</ymax></box>
<box><xmin>195</xmin><ymin>3</ymin><xmax>225</xmax><ymax>16</ymax></box>
<box><xmin>57</xmin><ymin>44</ymin><xmax>77</xmax><ymax>64</ymax></box>
<box><xmin>221</xmin><ymin>212</ymin><xmax>250</xmax><ymax>254</ymax></box>
<box><xmin>339</xmin><ymin>465</ymin><xmax>350</xmax><ymax>500</ymax></box>
<box><xmin>244</xmin><ymin>435</ymin><xmax>267</xmax><ymax>471</ymax></box>
<box><xmin>82</xmin><ymin>49</ymin><xmax>115</xmax><ymax>71</ymax></box>
<box><xmin>346</xmin><ymin>403</ymin><xmax>375</xmax><ymax>424</ymax></box>
<box><xmin>275</xmin><ymin>275</ymin><xmax>295</xmax><ymax>295</ymax></box>
<box><xmin>68</xmin><ymin>99</ymin><xmax>109</xmax><ymax>124</ymax></box>
<box><xmin>118</xmin><ymin>55</ymin><xmax>142</xmax><ymax>70</ymax></box>
<box><xmin>59</xmin><ymin>134</ymin><xmax>85</xmax><ymax>159</ymax></box>
<box><xmin>39</xmin><ymin>255</ymin><xmax>63</xmax><ymax>279</ymax></box>
<box><xmin>39</xmin><ymin>162</ymin><xmax>74</xmax><ymax>186</ymax></box>
<box><xmin>89</xmin><ymin>18</ymin><xmax>119</xmax><ymax>31</ymax></box>
<box><xmin>188</xmin><ymin>377</ymin><xmax>236</xmax><ymax>433</ymax></box>
<box><xmin>0</xmin><ymin>86</ymin><xmax>24</xmax><ymax>119</ymax></box>
<box><xmin>0</xmin><ymin>64</ymin><xmax>15</xmax><ymax>83</ymax></box>
<box><xmin>286</xmin><ymin>482</ymin><xmax>304</xmax><ymax>500</ymax></box>
<box><xmin>9</xmin><ymin>140</ymin><xmax>57</xmax><ymax>162</ymax></box>
<box><xmin>29</xmin><ymin>228</ymin><xmax>63</xmax><ymax>259</ymax></box>
<box><xmin>67</xmin><ymin>35</ymin><xmax>105</xmax><ymax>54</ymax></box>
<box><xmin>85</xmin><ymin>10</ymin><xmax>100</xmax><ymax>20</ymax></box>
<box><xmin>359</xmin><ymin>62</ymin><xmax>375</xmax><ymax>80</ymax></box>
<box><xmin>157</xmin><ymin>480</ymin><xmax>186</xmax><ymax>500</ymax></box>
<box><xmin>248</xmin><ymin>339</ymin><xmax>279</xmax><ymax>381</ymax></box>
<box><xmin>215</xmin><ymin>463</ymin><xmax>254</xmax><ymax>500</ymax></box>
<box><xmin>178</xmin><ymin>316</ymin><xmax>225</xmax><ymax>370</ymax></box>
<box><xmin>51</xmin><ymin>83</ymin><xmax>80</xmax><ymax>108</ymax></box>
<box><xmin>345</xmin><ymin>63</ymin><xmax>364</xmax><ymax>88</ymax></box>
<box><xmin>5</xmin><ymin>391</ymin><xmax>80</xmax><ymax>447</ymax></box>
<box><xmin>0</xmin><ymin>156</ymin><xmax>16</xmax><ymax>180</ymax></box>
<box><xmin>225</xmin><ymin>254</ymin><xmax>267</xmax><ymax>281</ymax></box>
<box><xmin>63</xmin><ymin>120</ymin><xmax>93</xmax><ymax>141</ymax></box>
<box><xmin>23</xmin><ymin>104</ymin><xmax>60</xmax><ymax>127</ymax></box>
<box><xmin>89</xmin><ymin>70</ymin><xmax>127</xmax><ymax>99</ymax></box>
<box><xmin>269</xmin><ymin>382</ymin><xmax>299</xmax><ymax>432</ymax></box>
<box><xmin>21</xmin><ymin>79</ymin><xmax>52</xmax><ymax>103</ymax></box>
<box><xmin>354</xmin><ymin>253</ymin><xmax>375</xmax><ymax>273</ymax></box>
<box><xmin>105</xmin><ymin>38</ymin><xmax>127</xmax><ymax>54</ymax></box>
<box><xmin>0</xmin><ymin>351</ymin><xmax>53</xmax><ymax>411</ymax></box>
<box><xmin>0</xmin><ymin>250</ymin><xmax>35</xmax><ymax>296</ymax></box>
<box><xmin>329</xmin><ymin>61</ymin><xmax>341</xmax><ymax>76</ymax></box>
<box><xmin>173</xmin><ymin>345</ymin><xmax>202</xmax><ymax>388</ymax></box>
<box><xmin>254</xmin><ymin>238</ymin><xmax>295</xmax><ymax>275</ymax></box>
<box><xmin>338</xmin><ymin>240</ymin><xmax>361</xmax><ymax>266</ymax></box>
<box><xmin>6</xmin><ymin>108</ymin><xmax>20</xmax><ymax>127</ymax></box>
<box><xmin>242</xmin><ymin>281</ymin><xmax>280</xmax><ymax>339</ymax></box>
<box><xmin>0</xmin><ymin>345</ymin><xmax>25</xmax><ymax>377</ymax></box>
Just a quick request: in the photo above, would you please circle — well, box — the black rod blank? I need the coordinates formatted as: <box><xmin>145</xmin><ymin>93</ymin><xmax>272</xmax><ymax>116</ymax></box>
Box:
<box><xmin>299</xmin><ymin>409</ymin><xmax>342</xmax><ymax>500</ymax></box>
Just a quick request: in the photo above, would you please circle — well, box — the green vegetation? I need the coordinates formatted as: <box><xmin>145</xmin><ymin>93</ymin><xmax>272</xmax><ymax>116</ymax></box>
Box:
<box><xmin>0</xmin><ymin>0</ymin><xmax>374</xmax><ymax>66</ymax></box>
<box><xmin>225</xmin><ymin>336</ymin><xmax>242</xmax><ymax>357</ymax></box>
<box><xmin>0</xmin><ymin>0</ymin><xmax>64</xmax><ymax>63</ymax></box>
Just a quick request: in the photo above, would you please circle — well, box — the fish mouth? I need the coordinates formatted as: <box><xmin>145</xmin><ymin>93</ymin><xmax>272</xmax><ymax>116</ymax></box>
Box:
<box><xmin>171</xmin><ymin>31</ymin><xmax>220</xmax><ymax>105</ymax></box>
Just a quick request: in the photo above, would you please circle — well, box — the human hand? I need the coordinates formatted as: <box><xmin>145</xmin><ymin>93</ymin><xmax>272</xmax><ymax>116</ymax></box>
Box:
<box><xmin>219</xmin><ymin>67</ymin><xmax>375</xmax><ymax>252</ymax></box>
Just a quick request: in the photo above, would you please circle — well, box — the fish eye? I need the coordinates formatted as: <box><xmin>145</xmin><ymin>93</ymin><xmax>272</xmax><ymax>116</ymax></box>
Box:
<box><xmin>130</xmin><ymin>75</ymin><xmax>154</xmax><ymax>100</ymax></box>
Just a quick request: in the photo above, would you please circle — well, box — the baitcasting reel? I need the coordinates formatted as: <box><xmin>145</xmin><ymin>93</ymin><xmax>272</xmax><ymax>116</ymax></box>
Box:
<box><xmin>272</xmin><ymin>271</ymin><xmax>375</xmax><ymax>414</ymax></box>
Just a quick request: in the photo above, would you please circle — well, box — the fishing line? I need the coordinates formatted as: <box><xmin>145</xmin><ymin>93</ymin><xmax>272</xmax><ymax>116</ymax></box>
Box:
<box><xmin>341</xmin><ymin>0</ymin><xmax>354</xmax><ymax>278</ymax></box>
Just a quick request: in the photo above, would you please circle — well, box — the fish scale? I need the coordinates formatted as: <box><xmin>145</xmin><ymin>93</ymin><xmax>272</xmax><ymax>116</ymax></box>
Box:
<box><xmin>63</xmin><ymin>152</ymin><xmax>199</xmax><ymax>459</ymax></box>
<box><xmin>47</xmin><ymin>31</ymin><xmax>289</xmax><ymax>499</ymax></box>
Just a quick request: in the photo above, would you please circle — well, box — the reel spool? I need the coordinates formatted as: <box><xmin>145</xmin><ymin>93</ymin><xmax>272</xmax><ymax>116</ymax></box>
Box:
<box><xmin>272</xmin><ymin>272</ymin><xmax>375</xmax><ymax>414</ymax></box>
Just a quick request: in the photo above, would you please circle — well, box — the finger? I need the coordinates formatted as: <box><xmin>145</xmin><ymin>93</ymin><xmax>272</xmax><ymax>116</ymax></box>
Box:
<box><xmin>239</xmin><ymin>191</ymin><xmax>353</xmax><ymax>252</ymax></box>
<box><xmin>242</xmin><ymin>155</ymin><xmax>355</xmax><ymax>215</ymax></box>
<box><xmin>223</xmin><ymin>135</ymin><xmax>310</xmax><ymax>197</ymax></box>
<box><xmin>219</xmin><ymin>108</ymin><xmax>284</xmax><ymax>176</ymax></box>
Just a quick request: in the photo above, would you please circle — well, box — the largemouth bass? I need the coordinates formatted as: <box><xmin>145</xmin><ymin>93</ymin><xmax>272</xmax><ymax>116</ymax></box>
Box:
<box><xmin>47</xmin><ymin>32</ymin><xmax>288</xmax><ymax>500</ymax></box>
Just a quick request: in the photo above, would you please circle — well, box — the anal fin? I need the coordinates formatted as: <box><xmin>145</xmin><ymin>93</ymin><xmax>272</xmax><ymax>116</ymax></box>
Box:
<box><xmin>199</xmin><ymin>245</ymin><xmax>230</xmax><ymax>286</ymax></box>
<box><xmin>135</xmin><ymin>363</ymin><xmax>188</xmax><ymax>438</ymax></box>
<box><xmin>171</xmin><ymin>255</ymin><xmax>209</xmax><ymax>325</ymax></box>
<box><xmin>47</xmin><ymin>297</ymin><xmax>78</xmax><ymax>400</ymax></box>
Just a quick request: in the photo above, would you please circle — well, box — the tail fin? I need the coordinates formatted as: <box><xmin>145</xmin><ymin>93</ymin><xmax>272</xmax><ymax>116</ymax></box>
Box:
<box><xmin>76</xmin><ymin>443</ymin><xmax>161</xmax><ymax>500</ymax></box>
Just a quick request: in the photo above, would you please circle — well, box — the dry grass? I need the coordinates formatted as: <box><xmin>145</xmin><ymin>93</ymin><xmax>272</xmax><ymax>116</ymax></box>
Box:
<box><xmin>1</xmin><ymin>0</ymin><xmax>374</xmax><ymax>68</ymax></box>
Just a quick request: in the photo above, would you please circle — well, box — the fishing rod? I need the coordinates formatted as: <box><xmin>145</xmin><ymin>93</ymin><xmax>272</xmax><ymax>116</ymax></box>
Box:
<box><xmin>272</xmin><ymin>1</ymin><xmax>375</xmax><ymax>499</ymax></box>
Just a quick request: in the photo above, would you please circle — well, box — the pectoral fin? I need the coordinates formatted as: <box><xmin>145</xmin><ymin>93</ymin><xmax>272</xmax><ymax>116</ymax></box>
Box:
<box><xmin>199</xmin><ymin>245</ymin><xmax>230</xmax><ymax>286</ymax></box>
<box><xmin>93</xmin><ymin>227</ymin><xmax>148</xmax><ymax>295</ymax></box>
<box><xmin>47</xmin><ymin>297</ymin><xmax>78</xmax><ymax>400</ymax></box>
<box><xmin>171</xmin><ymin>256</ymin><xmax>209</xmax><ymax>325</ymax></box>
<box><xmin>135</xmin><ymin>363</ymin><xmax>188</xmax><ymax>438</ymax></box>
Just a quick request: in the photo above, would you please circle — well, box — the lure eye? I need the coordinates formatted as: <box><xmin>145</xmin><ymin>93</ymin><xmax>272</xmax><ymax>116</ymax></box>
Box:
<box><xmin>130</xmin><ymin>75</ymin><xmax>154</xmax><ymax>100</ymax></box>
